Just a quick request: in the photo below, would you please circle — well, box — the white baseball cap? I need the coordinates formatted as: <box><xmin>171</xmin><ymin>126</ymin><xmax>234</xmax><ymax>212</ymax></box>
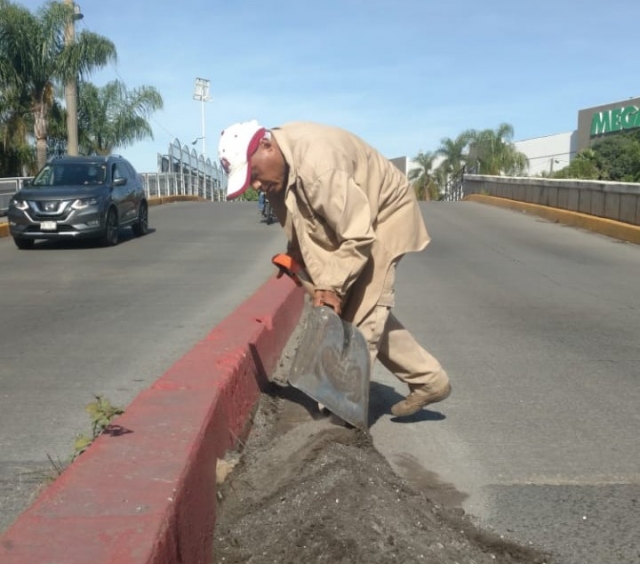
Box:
<box><xmin>218</xmin><ymin>120</ymin><xmax>266</xmax><ymax>199</ymax></box>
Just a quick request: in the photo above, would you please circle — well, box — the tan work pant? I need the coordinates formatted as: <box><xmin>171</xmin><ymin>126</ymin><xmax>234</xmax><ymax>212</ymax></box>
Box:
<box><xmin>357</xmin><ymin>259</ymin><xmax>449</xmax><ymax>390</ymax></box>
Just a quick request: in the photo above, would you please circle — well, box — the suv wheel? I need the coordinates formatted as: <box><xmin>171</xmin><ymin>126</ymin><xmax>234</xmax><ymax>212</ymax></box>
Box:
<box><xmin>132</xmin><ymin>201</ymin><xmax>149</xmax><ymax>237</ymax></box>
<box><xmin>101</xmin><ymin>208</ymin><xmax>119</xmax><ymax>246</ymax></box>
<box><xmin>14</xmin><ymin>237</ymin><xmax>34</xmax><ymax>250</ymax></box>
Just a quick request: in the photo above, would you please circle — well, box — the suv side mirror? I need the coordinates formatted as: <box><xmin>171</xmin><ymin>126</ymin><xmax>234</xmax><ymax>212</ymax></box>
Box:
<box><xmin>113</xmin><ymin>177</ymin><xmax>127</xmax><ymax>187</ymax></box>
<box><xmin>22</xmin><ymin>179</ymin><xmax>31</xmax><ymax>187</ymax></box>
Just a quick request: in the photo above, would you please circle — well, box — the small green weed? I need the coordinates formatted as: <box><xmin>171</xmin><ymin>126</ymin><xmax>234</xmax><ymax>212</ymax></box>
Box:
<box><xmin>73</xmin><ymin>395</ymin><xmax>124</xmax><ymax>458</ymax></box>
<box><xmin>34</xmin><ymin>396</ymin><xmax>126</xmax><ymax>487</ymax></box>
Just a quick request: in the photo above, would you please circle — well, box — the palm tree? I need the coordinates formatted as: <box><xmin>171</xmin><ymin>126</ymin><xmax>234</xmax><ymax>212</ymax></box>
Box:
<box><xmin>435</xmin><ymin>130</ymin><xmax>475</xmax><ymax>177</ymax></box>
<box><xmin>467</xmin><ymin>123</ymin><xmax>528</xmax><ymax>176</ymax></box>
<box><xmin>77</xmin><ymin>80</ymin><xmax>163</xmax><ymax>155</ymax></box>
<box><xmin>408</xmin><ymin>151</ymin><xmax>437</xmax><ymax>200</ymax></box>
<box><xmin>0</xmin><ymin>0</ymin><xmax>116</xmax><ymax>169</ymax></box>
<box><xmin>432</xmin><ymin>164</ymin><xmax>449</xmax><ymax>196</ymax></box>
<box><xmin>44</xmin><ymin>86</ymin><xmax>70</xmax><ymax>160</ymax></box>
<box><xmin>0</xmin><ymin>82</ymin><xmax>35</xmax><ymax>175</ymax></box>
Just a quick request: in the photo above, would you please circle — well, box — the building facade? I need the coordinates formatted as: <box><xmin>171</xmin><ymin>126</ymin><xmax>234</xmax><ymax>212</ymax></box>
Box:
<box><xmin>515</xmin><ymin>96</ymin><xmax>640</xmax><ymax>176</ymax></box>
<box><xmin>514</xmin><ymin>132</ymin><xmax>578</xmax><ymax>176</ymax></box>
<box><xmin>576</xmin><ymin>96</ymin><xmax>640</xmax><ymax>151</ymax></box>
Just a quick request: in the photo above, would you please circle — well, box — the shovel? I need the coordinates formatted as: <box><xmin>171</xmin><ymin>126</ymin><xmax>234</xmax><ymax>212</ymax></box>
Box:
<box><xmin>272</xmin><ymin>254</ymin><xmax>371</xmax><ymax>430</ymax></box>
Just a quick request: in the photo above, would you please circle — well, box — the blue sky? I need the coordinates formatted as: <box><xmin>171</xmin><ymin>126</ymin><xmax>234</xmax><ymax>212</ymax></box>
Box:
<box><xmin>15</xmin><ymin>0</ymin><xmax>640</xmax><ymax>172</ymax></box>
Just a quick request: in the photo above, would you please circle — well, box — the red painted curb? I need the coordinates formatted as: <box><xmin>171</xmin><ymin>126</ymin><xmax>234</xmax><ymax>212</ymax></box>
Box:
<box><xmin>0</xmin><ymin>276</ymin><xmax>304</xmax><ymax>564</ymax></box>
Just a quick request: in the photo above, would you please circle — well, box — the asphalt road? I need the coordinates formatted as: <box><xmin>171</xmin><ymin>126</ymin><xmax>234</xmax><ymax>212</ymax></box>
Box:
<box><xmin>371</xmin><ymin>201</ymin><xmax>640</xmax><ymax>564</ymax></box>
<box><xmin>0</xmin><ymin>201</ymin><xmax>286</xmax><ymax>532</ymax></box>
<box><xmin>1</xmin><ymin>199</ymin><xmax>638</xmax><ymax>564</ymax></box>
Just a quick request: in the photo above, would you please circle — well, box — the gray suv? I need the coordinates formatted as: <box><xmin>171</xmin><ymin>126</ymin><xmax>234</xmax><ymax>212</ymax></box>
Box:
<box><xmin>8</xmin><ymin>155</ymin><xmax>149</xmax><ymax>249</ymax></box>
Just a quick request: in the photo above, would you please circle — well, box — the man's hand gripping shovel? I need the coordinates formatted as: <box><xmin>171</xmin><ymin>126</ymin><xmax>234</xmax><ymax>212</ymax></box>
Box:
<box><xmin>272</xmin><ymin>254</ymin><xmax>370</xmax><ymax>430</ymax></box>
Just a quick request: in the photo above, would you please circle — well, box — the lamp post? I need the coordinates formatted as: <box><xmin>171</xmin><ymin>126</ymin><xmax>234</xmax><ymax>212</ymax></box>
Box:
<box><xmin>192</xmin><ymin>78</ymin><xmax>212</xmax><ymax>156</ymax></box>
<box><xmin>64</xmin><ymin>0</ymin><xmax>83</xmax><ymax>156</ymax></box>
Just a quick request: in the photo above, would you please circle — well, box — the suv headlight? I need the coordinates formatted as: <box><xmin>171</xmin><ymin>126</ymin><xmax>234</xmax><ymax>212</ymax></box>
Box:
<box><xmin>11</xmin><ymin>198</ymin><xmax>28</xmax><ymax>211</ymax></box>
<box><xmin>71</xmin><ymin>197</ymin><xmax>100</xmax><ymax>210</ymax></box>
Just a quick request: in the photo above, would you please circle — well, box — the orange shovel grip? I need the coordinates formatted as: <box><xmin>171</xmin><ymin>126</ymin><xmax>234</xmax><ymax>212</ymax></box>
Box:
<box><xmin>272</xmin><ymin>253</ymin><xmax>303</xmax><ymax>286</ymax></box>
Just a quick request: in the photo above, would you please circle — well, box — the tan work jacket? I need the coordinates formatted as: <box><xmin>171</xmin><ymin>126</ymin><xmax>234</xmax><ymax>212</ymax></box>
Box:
<box><xmin>271</xmin><ymin>122</ymin><xmax>430</xmax><ymax>325</ymax></box>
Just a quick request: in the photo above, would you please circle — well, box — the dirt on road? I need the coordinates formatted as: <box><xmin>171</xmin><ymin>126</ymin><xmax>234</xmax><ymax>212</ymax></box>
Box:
<box><xmin>213</xmin><ymin>387</ymin><xmax>555</xmax><ymax>564</ymax></box>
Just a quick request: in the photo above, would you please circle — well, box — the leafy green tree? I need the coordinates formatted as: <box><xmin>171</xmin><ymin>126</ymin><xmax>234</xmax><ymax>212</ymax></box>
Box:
<box><xmin>77</xmin><ymin>80</ymin><xmax>163</xmax><ymax>155</ymax></box>
<box><xmin>243</xmin><ymin>187</ymin><xmax>260</xmax><ymax>202</ymax></box>
<box><xmin>0</xmin><ymin>0</ymin><xmax>116</xmax><ymax>169</ymax></box>
<box><xmin>467</xmin><ymin>123</ymin><xmax>528</xmax><ymax>176</ymax></box>
<box><xmin>552</xmin><ymin>132</ymin><xmax>640</xmax><ymax>182</ymax></box>
<box><xmin>409</xmin><ymin>151</ymin><xmax>439</xmax><ymax>200</ymax></box>
<box><xmin>591</xmin><ymin>132</ymin><xmax>640</xmax><ymax>182</ymax></box>
<box><xmin>552</xmin><ymin>149</ymin><xmax>601</xmax><ymax>180</ymax></box>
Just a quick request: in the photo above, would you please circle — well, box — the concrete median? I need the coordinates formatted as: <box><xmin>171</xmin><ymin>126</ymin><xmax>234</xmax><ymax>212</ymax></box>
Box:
<box><xmin>0</xmin><ymin>275</ymin><xmax>304</xmax><ymax>563</ymax></box>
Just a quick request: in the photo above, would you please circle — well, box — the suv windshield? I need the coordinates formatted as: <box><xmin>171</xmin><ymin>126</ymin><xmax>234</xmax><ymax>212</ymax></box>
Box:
<box><xmin>32</xmin><ymin>163</ymin><xmax>107</xmax><ymax>187</ymax></box>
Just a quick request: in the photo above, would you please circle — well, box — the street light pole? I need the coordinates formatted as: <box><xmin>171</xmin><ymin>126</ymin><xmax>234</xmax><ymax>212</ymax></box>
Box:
<box><xmin>192</xmin><ymin>78</ymin><xmax>211</xmax><ymax>156</ymax></box>
<box><xmin>64</xmin><ymin>0</ymin><xmax>83</xmax><ymax>156</ymax></box>
<box><xmin>200</xmin><ymin>97</ymin><xmax>206</xmax><ymax>155</ymax></box>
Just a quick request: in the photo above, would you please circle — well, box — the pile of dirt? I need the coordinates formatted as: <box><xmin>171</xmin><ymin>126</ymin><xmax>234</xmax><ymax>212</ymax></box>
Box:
<box><xmin>213</xmin><ymin>389</ymin><xmax>553</xmax><ymax>564</ymax></box>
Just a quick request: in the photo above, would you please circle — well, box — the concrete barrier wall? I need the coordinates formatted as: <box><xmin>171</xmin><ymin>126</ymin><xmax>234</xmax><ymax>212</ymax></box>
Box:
<box><xmin>464</xmin><ymin>194</ymin><xmax>640</xmax><ymax>246</ymax></box>
<box><xmin>463</xmin><ymin>175</ymin><xmax>640</xmax><ymax>226</ymax></box>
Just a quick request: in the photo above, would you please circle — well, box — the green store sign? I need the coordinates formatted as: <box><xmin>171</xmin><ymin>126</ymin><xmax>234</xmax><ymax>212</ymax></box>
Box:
<box><xmin>590</xmin><ymin>105</ymin><xmax>640</xmax><ymax>136</ymax></box>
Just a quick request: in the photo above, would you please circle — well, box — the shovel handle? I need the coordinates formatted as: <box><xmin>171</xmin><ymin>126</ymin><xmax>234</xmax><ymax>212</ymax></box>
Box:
<box><xmin>272</xmin><ymin>253</ymin><xmax>315</xmax><ymax>295</ymax></box>
<box><xmin>272</xmin><ymin>255</ymin><xmax>342</xmax><ymax>314</ymax></box>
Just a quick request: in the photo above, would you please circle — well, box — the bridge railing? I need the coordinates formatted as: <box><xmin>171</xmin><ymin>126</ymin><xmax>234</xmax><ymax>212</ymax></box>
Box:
<box><xmin>0</xmin><ymin>178</ymin><xmax>32</xmax><ymax>215</ymax></box>
<box><xmin>463</xmin><ymin>174</ymin><xmax>640</xmax><ymax>227</ymax></box>
<box><xmin>0</xmin><ymin>171</ymin><xmax>228</xmax><ymax>215</ymax></box>
<box><xmin>442</xmin><ymin>166</ymin><xmax>466</xmax><ymax>201</ymax></box>
<box><xmin>140</xmin><ymin>171</ymin><xmax>226</xmax><ymax>202</ymax></box>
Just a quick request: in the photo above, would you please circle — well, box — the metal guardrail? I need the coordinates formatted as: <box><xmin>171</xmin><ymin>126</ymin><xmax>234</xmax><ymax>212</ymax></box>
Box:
<box><xmin>141</xmin><ymin>171</ymin><xmax>226</xmax><ymax>202</ymax></box>
<box><xmin>0</xmin><ymin>178</ymin><xmax>32</xmax><ymax>215</ymax></box>
<box><xmin>442</xmin><ymin>166</ymin><xmax>465</xmax><ymax>201</ymax></box>
<box><xmin>0</xmin><ymin>170</ymin><xmax>228</xmax><ymax>215</ymax></box>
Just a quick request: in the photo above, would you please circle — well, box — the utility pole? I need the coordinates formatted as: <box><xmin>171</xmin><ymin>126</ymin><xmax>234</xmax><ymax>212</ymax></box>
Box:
<box><xmin>64</xmin><ymin>0</ymin><xmax>83</xmax><ymax>156</ymax></box>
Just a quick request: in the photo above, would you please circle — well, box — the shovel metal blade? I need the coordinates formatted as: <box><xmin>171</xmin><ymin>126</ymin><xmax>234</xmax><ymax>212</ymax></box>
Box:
<box><xmin>289</xmin><ymin>306</ymin><xmax>370</xmax><ymax>430</ymax></box>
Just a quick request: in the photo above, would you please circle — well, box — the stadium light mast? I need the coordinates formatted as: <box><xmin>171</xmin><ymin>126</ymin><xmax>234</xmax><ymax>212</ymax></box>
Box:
<box><xmin>192</xmin><ymin>78</ymin><xmax>212</xmax><ymax>156</ymax></box>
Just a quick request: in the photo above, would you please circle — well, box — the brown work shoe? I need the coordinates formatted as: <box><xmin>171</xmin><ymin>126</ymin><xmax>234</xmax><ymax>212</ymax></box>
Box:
<box><xmin>391</xmin><ymin>382</ymin><xmax>452</xmax><ymax>417</ymax></box>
